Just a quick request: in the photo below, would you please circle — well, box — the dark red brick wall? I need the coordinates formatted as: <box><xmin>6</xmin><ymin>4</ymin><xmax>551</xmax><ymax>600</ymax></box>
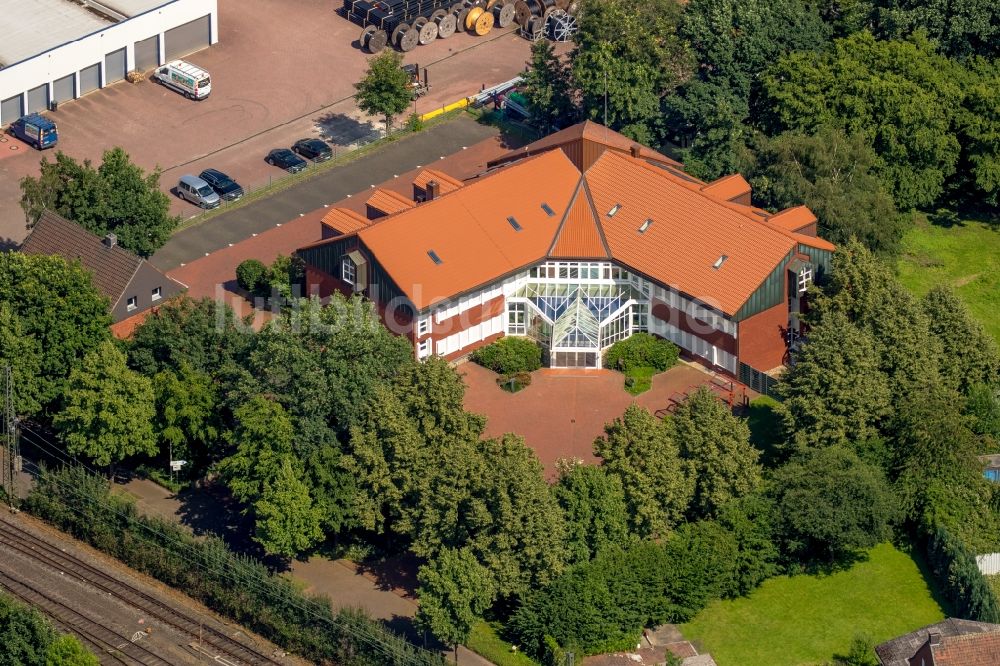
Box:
<box><xmin>738</xmin><ymin>302</ymin><xmax>788</xmax><ymax>371</ymax></box>
<box><xmin>428</xmin><ymin>295</ymin><xmax>505</xmax><ymax>343</ymax></box>
<box><xmin>650</xmin><ymin>300</ymin><xmax>737</xmax><ymax>355</ymax></box>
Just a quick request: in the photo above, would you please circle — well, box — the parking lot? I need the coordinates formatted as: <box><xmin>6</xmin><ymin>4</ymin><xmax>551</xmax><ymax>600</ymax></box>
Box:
<box><xmin>0</xmin><ymin>0</ymin><xmax>545</xmax><ymax>245</ymax></box>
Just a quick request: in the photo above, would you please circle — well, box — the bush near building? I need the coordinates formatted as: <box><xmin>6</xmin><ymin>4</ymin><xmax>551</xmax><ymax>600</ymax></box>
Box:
<box><xmin>236</xmin><ymin>259</ymin><xmax>268</xmax><ymax>294</ymax></box>
<box><xmin>604</xmin><ymin>334</ymin><xmax>679</xmax><ymax>372</ymax></box>
<box><xmin>471</xmin><ymin>337</ymin><xmax>543</xmax><ymax>374</ymax></box>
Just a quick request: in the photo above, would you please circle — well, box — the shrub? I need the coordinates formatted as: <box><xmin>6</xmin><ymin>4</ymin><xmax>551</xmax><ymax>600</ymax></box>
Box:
<box><xmin>236</xmin><ymin>259</ymin><xmax>269</xmax><ymax>295</ymax></box>
<box><xmin>406</xmin><ymin>113</ymin><xmax>425</xmax><ymax>132</ymax></box>
<box><xmin>472</xmin><ymin>337</ymin><xmax>542</xmax><ymax>374</ymax></box>
<box><xmin>604</xmin><ymin>333</ymin><xmax>679</xmax><ymax>372</ymax></box>
<box><xmin>925</xmin><ymin>524</ymin><xmax>1000</xmax><ymax>622</ymax></box>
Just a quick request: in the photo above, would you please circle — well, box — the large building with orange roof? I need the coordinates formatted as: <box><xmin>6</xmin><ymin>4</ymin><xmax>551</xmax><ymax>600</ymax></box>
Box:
<box><xmin>296</xmin><ymin>122</ymin><xmax>833</xmax><ymax>389</ymax></box>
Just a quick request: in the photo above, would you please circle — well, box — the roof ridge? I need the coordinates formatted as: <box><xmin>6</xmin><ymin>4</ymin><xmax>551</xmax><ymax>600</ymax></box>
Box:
<box><xmin>547</xmin><ymin>178</ymin><xmax>584</xmax><ymax>255</ymax></box>
<box><xmin>582</xmin><ymin>176</ymin><xmax>612</xmax><ymax>258</ymax></box>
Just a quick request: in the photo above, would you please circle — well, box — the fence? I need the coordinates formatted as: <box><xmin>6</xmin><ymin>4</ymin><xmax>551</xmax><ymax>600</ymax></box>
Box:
<box><xmin>977</xmin><ymin>552</ymin><xmax>1000</xmax><ymax>575</ymax></box>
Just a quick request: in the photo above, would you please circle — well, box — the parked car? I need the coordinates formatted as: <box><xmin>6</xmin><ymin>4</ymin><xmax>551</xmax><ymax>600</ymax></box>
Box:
<box><xmin>199</xmin><ymin>168</ymin><xmax>244</xmax><ymax>201</ymax></box>
<box><xmin>7</xmin><ymin>113</ymin><xmax>58</xmax><ymax>149</ymax></box>
<box><xmin>176</xmin><ymin>174</ymin><xmax>221</xmax><ymax>209</ymax></box>
<box><xmin>153</xmin><ymin>60</ymin><xmax>211</xmax><ymax>100</ymax></box>
<box><xmin>293</xmin><ymin>138</ymin><xmax>332</xmax><ymax>162</ymax></box>
<box><xmin>266</xmin><ymin>148</ymin><xmax>307</xmax><ymax>173</ymax></box>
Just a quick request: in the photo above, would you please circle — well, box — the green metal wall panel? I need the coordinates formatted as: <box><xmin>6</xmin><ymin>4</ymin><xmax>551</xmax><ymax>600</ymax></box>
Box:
<box><xmin>735</xmin><ymin>249</ymin><xmax>795</xmax><ymax>322</ymax></box>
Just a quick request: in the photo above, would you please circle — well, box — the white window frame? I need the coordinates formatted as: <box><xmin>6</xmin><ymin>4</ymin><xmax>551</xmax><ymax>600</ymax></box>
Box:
<box><xmin>797</xmin><ymin>267</ymin><xmax>813</xmax><ymax>294</ymax></box>
<box><xmin>151</xmin><ymin>286</ymin><xmax>162</xmax><ymax>301</ymax></box>
<box><xmin>341</xmin><ymin>257</ymin><xmax>356</xmax><ymax>284</ymax></box>
<box><xmin>126</xmin><ymin>296</ymin><xmax>138</xmax><ymax>311</ymax></box>
<box><xmin>417</xmin><ymin>339</ymin><xmax>431</xmax><ymax>358</ymax></box>
<box><xmin>417</xmin><ymin>317</ymin><xmax>430</xmax><ymax>336</ymax></box>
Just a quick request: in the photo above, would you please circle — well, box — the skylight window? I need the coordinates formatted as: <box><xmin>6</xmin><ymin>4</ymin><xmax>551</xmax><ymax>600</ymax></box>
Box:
<box><xmin>638</xmin><ymin>219</ymin><xmax>653</xmax><ymax>233</ymax></box>
<box><xmin>428</xmin><ymin>250</ymin><xmax>443</xmax><ymax>265</ymax></box>
<box><xmin>713</xmin><ymin>255</ymin><xmax>728</xmax><ymax>270</ymax></box>
<box><xmin>507</xmin><ymin>216</ymin><xmax>522</xmax><ymax>231</ymax></box>
<box><xmin>607</xmin><ymin>203</ymin><xmax>622</xmax><ymax>217</ymax></box>
<box><xmin>541</xmin><ymin>203</ymin><xmax>555</xmax><ymax>217</ymax></box>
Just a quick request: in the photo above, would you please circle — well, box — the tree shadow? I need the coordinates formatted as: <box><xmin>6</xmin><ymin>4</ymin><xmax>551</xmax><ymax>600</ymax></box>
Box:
<box><xmin>314</xmin><ymin>113</ymin><xmax>380</xmax><ymax>146</ymax></box>
<box><xmin>905</xmin><ymin>539</ymin><xmax>955</xmax><ymax>617</ymax></box>
<box><xmin>175</xmin><ymin>481</ymin><xmax>259</xmax><ymax>553</ymax></box>
<box><xmin>355</xmin><ymin>552</ymin><xmax>421</xmax><ymax>598</ymax></box>
<box><xmin>384</xmin><ymin>613</ymin><xmax>433</xmax><ymax>647</ymax></box>
<box><xmin>0</xmin><ymin>236</ymin><xmax>21</xmax><ymax>251</ymax></box>
<box><xmin>474</xmin><ymin>109</ymin><xmax>539</xmax><ymax>151</ymax></box>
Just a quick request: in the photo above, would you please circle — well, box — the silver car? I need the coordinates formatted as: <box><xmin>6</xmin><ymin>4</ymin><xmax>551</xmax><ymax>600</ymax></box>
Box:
<box><xmin>177</xmin><ymin>174</ymin><xmax>221</xmax><ymax>209</ymax></box>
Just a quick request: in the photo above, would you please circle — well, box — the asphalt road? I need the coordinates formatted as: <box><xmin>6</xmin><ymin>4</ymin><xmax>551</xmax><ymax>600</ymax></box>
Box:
<box><xmin>151</xmin><ymin>115</ymin><xmax>499</xmax><ymax>270</ymax></box>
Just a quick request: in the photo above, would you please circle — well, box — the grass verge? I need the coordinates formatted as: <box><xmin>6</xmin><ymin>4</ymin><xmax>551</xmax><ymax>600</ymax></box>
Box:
<box><xmin>624</xmin><ymin>366</ymin><xmax>656</xmax><ymax>395</ymax></box>
<box><xmin>681</xmin><ymin>543</ymin><xmax>945</xmax><ymax>666</ymax></box>
<box><xmin>466</xmin><ymin>622</ymin><xmax>541</xmax><ymax>666</ymax></box>
<box><xmin>172</xmin><ymin>107</ymin><xmax>472</xmax><ymax>235</ymax></box>
<box><xmin>897</xmin><ymin>213</ymin><xmax>1000</xmax><ymax>344</ymax></box>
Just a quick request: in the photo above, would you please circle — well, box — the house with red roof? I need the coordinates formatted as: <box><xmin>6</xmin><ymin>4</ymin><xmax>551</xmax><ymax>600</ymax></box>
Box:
<box><xmin>296</xmin><ymin>122</ymin><xmax>833</xmax><ymax>389</ymax></box>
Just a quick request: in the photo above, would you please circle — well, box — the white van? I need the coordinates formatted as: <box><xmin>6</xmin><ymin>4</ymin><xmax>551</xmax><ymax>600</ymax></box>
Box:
<box><xmin>153</xmin><ymin>60</ymin><xmax>211</xmax><ymax>100</ymax></box>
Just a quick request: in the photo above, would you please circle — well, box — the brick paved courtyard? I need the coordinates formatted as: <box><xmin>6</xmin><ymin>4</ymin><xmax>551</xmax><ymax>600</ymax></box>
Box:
<box><xmin>461</xmin><ymin>361</ymin><xmax>737</xmax><ymax>476</ymax></box>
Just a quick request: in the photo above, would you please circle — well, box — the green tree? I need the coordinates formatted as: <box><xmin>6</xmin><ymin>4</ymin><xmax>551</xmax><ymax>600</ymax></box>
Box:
<box><xmin>19</xmin><ymin>148</ymin><xmax>178</xmax><ymax>257</ymax></box>
<box><xmin>953</xmin><ymin>58</ymin><xmax>1000</xmax><ymax>206</ymax></box>
<box><xmin>354</xmin><ymin>51</ymin><xmax>413</xmax><ymax>134</ymax></box>
<box><xmin>236</xmin><ymin>258</ymin><xmax>269</xmax><ymax>294</ymax></box>
<box><xmin>0</xmin><ymin>303</ymin><xmax>43</xmax><ymax>417</ymax></box>
<box><xmin>415</xmin><ymin>547</ymin><xmax>497</xmax><ymax>652</ymax></box>
<box><xmin>0</xmin><ymin>592</ymin><xmax>56</xmax><ymax>666</ymax></box>
<box><xmin>771</xmin><ymin>446</ymin><xmax>899</xmax><ymax>565</ymax></box>
<box><xmin>717</xmin><ymin>494</ymin><xmax>781</xmax><ymax>595</ymax></box>
<box><xmin>53</xmin><ymin>341</ymin><xmax>157</xmax><ymax>468</ymax></box>
<box><xmin>777</xmin><ymin>310</ymin><xmax>892</xmax><ymax>450</ymax></box>
<box><xmin>127</xmin><ymin>296</ymin><xmax>246</xmax><ymax>377</ymax></box>
<box><xmin>870</xmin><ymin>0</ymin><xmax>1000</xmax><ymax>58</ymax></box>
<box><xmin>594</xmin><ymin>404</ymin><xmax>694</xmax><ymax>538</ymax></box>
<box><xmin>817</xmin><ymin>239</ymin><xmax>941</xmax><ymax>399</ymax></box>
<box><xmin>672</xmin><ymin>387</ymin><xmax>761</xmax><ymax>519</ymax></box>
<box><xmin>661</xmin><ymin>521</ymin><xmax>738</xmax><ymax>617</ymax></box>
<box><xmin>763</xmin><ymin>31</ymin><xmax>963</xmax><ymax>209</ymax></box>
<box><xmin>571</xmin><ymin>0</ymin><xmax>693</xmax><ymax>144</ymax></box>
<box><xmin>44</xmin><ymin>634</ymin><xmax>100</xmax><ymax>666</ymax></box>
<box><xmin>750</xmin><ymin>126</ymin><xmax>906</xmax><ymax>256</ymax></box>
<box><xmin>553</xmin><ymin>461</ymin><xmax>632</xmax><ymax>565</ymax></box>
<box><xmin>0</xmin><ymin>253</ymin><xmax>110</xmax><ymax>410</ymax></box>
<box><xmin>967</xmin><ymin>383</ymin><xmax>1000</xmax><ymax>442</ymax></box>
<box><xmin>838</xmin><ymin>632</ymin><xmax>879</xmax><ymax>666</ymax></box>
<box><xmin>253</xmin><ymin>457</ymin><xmax>324</xmax><ymax>557</ymax></box>
<box><xmin>522</xmin><ymin>39</ymin><xmax>579</xmax><ymax>133</ymax></box>
<box><xmin>922</xmin><ymin>285</ymin><xmax>1000</xmax><ymax>394</ymax></box>
<box><xmin>152</xmin><ymin>361</ymin><xmax>220</xmax><ymax>467</ymax></box>
<box><xmin>218</xmin><ymin>395</ymin><xmax>295</xmax><ymax>504</ymax></box>
<box><xmin>305</xmin><ymin>444</ymin><xmax>358</xmax><ymax>535</ymax></box>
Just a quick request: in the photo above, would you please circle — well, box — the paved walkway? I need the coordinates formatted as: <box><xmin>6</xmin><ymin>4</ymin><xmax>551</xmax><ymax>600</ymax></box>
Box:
<box><xmin>461</xmin><ymin>361</ymin><xmax>732</xmax><ymax>476</ymax></box>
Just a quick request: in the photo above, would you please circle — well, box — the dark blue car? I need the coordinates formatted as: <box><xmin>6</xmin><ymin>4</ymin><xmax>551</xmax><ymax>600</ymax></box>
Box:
<box><xmin>266</xmin><ymin>148</ymin><xmax>307</xmax><ymax>173</ymax></box>
<box><xmin>7</xmin><ymin>113</ymin><xmax>58</xmax><ymax>150</ymax></box>
<box><xmin>199</xmin><ymin>168</ymin><xmax>244</xmax><ymax>201</ymax></box>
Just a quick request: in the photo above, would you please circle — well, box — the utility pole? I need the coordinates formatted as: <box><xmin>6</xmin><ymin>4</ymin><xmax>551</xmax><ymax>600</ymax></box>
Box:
<box><xmin>3</xmin><ymin>365</ymin><xmax>20</xmax><ymax>511</ymax></box>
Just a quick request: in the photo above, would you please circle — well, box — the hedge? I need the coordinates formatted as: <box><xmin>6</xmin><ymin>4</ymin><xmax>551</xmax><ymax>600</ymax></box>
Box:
<box><xmin>471</xmin><ymin>337</ymin><xmax>543</xmax><ymax>374</ymax></box>
<box><xmin>925</xmin><ymin>524</ymin><xmax>1000</xmax><ymax>622</ymax></box>
<box><xmin>604</xmin><ymin>334</ymin><xmax>679</xmax><ymax>372</ymax></box>
<box><xmin>236</xmin><ymin>259</ymin><xmax>269</xmax><ymax>294</ymax></box>
<box><xmin>24</xmin><ymin>466</ymin><xmax>443</xmax><ymax>666</ymax></box>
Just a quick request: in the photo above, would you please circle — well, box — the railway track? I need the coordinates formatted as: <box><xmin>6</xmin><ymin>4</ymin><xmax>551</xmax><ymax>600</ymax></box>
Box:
<box><xmin>0</xmin><ymin>568</ymin><xmax>171</xmax><ymax>666</ymax></box>
<box><xmin>0</xmin><ymin>519</ymin><xmax>284</xmax><ymax>666</ymax></box>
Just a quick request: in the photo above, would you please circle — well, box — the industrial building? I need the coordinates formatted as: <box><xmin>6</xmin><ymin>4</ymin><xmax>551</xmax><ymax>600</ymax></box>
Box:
<box><xmin>296</xmin><ymin>122</ymin><xmax>834</xmax><ymax>391</ymax></box>
<box><xmin>0</xmin><ymin>0</ymin><xmax>218</xmax><ymax>125</ymax></box>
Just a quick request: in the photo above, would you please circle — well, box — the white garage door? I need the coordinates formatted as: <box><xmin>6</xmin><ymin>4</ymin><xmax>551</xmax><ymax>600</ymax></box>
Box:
<box><xmin>164</xmin><ymin>15</ymin><xmax>211</xmax><ymax>60</ymax></box>
<box><xmin>53</xmin><ymin>74</ymin><xmax>75</xmax><ymax>103</ymax></box>
<box><xmin>79</xmin><ymin>63</ymin><xmax>101</xmax><ymax>95</ymax></box>
<box><xmin>1</xmin><ymin>95</ymin><xmax>23</xmax><ymax>125</ymax></box>
<box><xmin>104</xmin><ymin>48</ymin><xmax>127</xmax><ymax>84</ymax></box>
<box><xmin>134</xmin><ymin>35</ymin><xmax>159</xmax><ymax>71</ymax></box>
<box><xmin>27</xmin><ymin>85</ymin><xmax>49</xmax><ymax>113</ymax></box>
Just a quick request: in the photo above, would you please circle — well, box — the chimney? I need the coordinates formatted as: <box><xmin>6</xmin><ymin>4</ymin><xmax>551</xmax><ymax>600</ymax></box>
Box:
<box><xmin>630</xmin><ymin>145</ymin><xmax>641</xmax><ymax>158</ymax></box>
<box><xmin>103</xmin><ymin>233</ymin><xmax>117</xmax><ymax>248</ymax></box>
<box><xmin>426</xmin><ymin>180</ymin><xmax>440</xmax><ymax>201</ymax></box>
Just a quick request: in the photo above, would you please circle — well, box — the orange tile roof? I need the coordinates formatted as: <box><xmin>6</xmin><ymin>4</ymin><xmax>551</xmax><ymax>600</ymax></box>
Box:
<box><xmin>768</xmin><ymin>205</ymin><xmax>817</xmax><ymax>232</ymax></box>
<box><xmin>934</xmin><ymin>631</ymin><xmax>1000</xmax><ymax>665</ymax></box>
<box><xmin>358</xmin><ymin>149</ymin><xmax>581</xmax><ymax>309</ymax></box>
<box><xmin>300</xmin><ymin>123</ymin><xmax>830</xmax><ymax>316</ymax></box>
<box><xmin>413</xmin><ymin>168</ymin><xmax>464</xmax><ymax>194</ymax></box>
<box><xmin>701</xmin><ymin>174</ymin><xmax>752</xmax><ymax>202</ymax></box>
<box><xmin>321</xmin><ymin>207</ymin><xmax>369</xmax><ymax>235</ymax></box>
<box><xmin>549</xmin><ymin>180</ymin><xmax>610</xmax><ymax>259</ymax></box>
<box><xmin>366</xmin><ymin>187</ymin><xmax>415</xmax><ymax>215</ymax></box>
<box><xmin>586</xmin><ymin>151</ymin><xmax>800</xmax><ymax>314</ymax></box>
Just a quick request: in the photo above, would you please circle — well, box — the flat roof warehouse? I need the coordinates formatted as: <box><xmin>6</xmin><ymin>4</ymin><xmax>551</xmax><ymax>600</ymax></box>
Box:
<box><xmin>0</xmin><ymin>0</ymin><xmax>176</xmax><ymax>68</ymax></box>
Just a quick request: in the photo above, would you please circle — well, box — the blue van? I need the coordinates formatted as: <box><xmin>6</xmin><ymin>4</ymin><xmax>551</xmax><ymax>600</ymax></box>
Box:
<box><xmin>7</xmin><ymin>113</ymin><xmax>58</xmax><ymax>150</ymax></box>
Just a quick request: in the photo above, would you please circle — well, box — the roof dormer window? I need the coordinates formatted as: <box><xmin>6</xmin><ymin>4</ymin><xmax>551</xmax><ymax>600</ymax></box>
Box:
<box><xmin>713</xmin><ymin>255</ymin><xmax>728</xmax><ymax>270</ymax></box>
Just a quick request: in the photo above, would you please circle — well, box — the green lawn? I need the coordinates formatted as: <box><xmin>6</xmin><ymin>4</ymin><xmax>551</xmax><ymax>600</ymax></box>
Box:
<box><xmin>466</xmin><ymin>622</ymin><xmax>540</xmax><ymax>666</ymax></box>
<box><xmin>897</xmin><ymin>214</ymin><xmax>1000</xmax><ymax>344</ymax></box>
<box><xmin>624</xmin><ymin>366</ymin><xmax>657</xmax><ymax>395</ymax></box>
<box><xmin>681</xmin><ymin>543</ymin><xmax>945</xmax><ymax>666</ymax></box>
